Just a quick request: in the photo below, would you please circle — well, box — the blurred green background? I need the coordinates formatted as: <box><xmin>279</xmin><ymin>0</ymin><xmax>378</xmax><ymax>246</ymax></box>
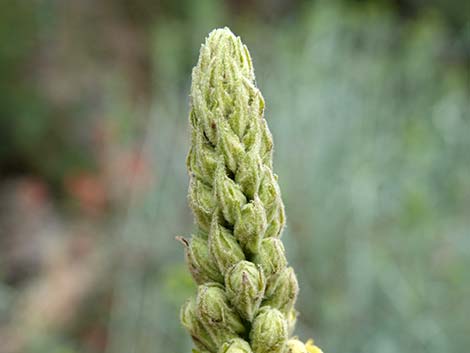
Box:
<box><xmin>0</xmin><ymin>0</ymin><xmax>469</xmax><ymax>352</ymax></box>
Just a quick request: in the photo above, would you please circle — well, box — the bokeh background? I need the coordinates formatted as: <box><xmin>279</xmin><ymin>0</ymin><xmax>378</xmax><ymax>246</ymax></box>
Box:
<box><xmin>0</xmin><ymin>0</ymin><xmax>469</xmax><ymax>352</ymax></box>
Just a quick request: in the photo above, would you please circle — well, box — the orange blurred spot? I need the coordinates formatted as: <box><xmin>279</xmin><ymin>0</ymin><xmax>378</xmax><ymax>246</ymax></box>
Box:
<box><xmin>65</xmin><ymin>172</ymin><xmax>107</xmax><ymax>215</ymax></box>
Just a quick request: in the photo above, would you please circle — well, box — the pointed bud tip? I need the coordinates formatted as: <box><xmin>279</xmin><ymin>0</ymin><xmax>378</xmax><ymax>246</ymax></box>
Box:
<box><xmin>202</xmin><ymin>27</ymin><xmax>238</xmax><ymax>56</ymax></box>
<box><xmin>196</xmin><ymin>26</ymin><xmax>254</xmax><ymax>84</ymax></box>
<box><xmin>206</xmin><ymin>27</ymin><xmax>237</xmax><ymax>42</ymax></box>
<box><xmin>176</xmin><ymin>235</ymin><xmax>189</xmax><ymax>247</ymax></box>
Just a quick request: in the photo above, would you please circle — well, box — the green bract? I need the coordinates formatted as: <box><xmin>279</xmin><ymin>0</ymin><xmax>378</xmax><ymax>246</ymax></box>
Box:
<box><xmin>180</xmin><ymin>27</ymin><xmax>304</xmax><ymax>353</ymax></box>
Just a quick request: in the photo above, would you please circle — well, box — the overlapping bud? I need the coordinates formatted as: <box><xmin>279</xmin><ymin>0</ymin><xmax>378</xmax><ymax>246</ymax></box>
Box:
<box><xmin>179</xmin><ymin>234</ymin><xmax>223</xmax><ymax>284</ymax></box>
<box><xmin>264</xmin><ymin>267</ymin><xmax>299</xmax><ymax>314</ymax></box>
<box><xmin>180</xmin><ymin>27</ymin><xmax>321</xmax><ymax>353</ymax></box>
<box><xmin>225</xmin><ymin>261</ymin><xmax>265</xmax><ymax>321</ymax></box>
<box><xmin>181</xmin><ymin>297</ymin><xmax>221</xmax><ymax>351</ymax></box>
<box><xmin>250</xmin><ymin>307</ymin><xmax>288</xmax><ymax>353</ymax></box>
<box><xmin>219</xmin><ymin>338</ymin><xmax>253</xmax><ymax>353</ymax></box>
<box><xmin>196</xmin><ymin>283</ymin><xmax>245</xmax><ymax>334</ymax></box>
<box><xmin>234</xmin><ymin>197</ymin><xmax>266</xmax><ymax>254</ymax></box>
<box><xmin>209</xmin><ymin>216</ymin><xmax>245</xmax><ymax>274</ymax></box>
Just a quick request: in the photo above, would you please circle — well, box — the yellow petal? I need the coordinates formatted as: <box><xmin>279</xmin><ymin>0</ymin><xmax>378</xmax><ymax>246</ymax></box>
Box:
<box><xmin>305</xmin><ymin>339</ymin><xmax>324</xmax><ymax>353</ymax></box>
<box><xmin>286</xmin><ymin>339</ymin><xmax>308</xmax><ymax>353</ymax></box>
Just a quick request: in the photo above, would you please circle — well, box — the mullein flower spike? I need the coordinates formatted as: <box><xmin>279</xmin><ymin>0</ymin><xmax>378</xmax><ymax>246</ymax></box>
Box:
<box><xmin>180</xmin><ymin>27</ymin><xmax>323</xmax><ymax>353</ymax></box>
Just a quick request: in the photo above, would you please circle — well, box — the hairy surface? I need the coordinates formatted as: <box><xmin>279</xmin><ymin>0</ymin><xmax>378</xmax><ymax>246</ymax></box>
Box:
<box><xmin>181</xmin><ymin>28</ymin><xmax>320</xmax><ymax>353</ymax></box>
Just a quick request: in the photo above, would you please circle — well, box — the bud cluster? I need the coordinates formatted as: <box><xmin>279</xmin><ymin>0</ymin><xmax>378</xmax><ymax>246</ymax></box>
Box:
<box><xmin>180</xmin><ymin>28</ymin><xmax>319</xmax><ymax>353</ymax></box>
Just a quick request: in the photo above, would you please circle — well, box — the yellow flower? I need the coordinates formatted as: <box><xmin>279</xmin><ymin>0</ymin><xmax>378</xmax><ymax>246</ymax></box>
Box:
<box><xmin>286</xmin><ymin>338</ymin><xmax>324</xmax><ymax>353</ymax></box>
<box><xmin>305</xmin><ymin>339</ymin><xmax>324</xmax><ymax>353</ymax></box>
<box><xmin>286</xmin><ymin>339</ymin><xmax>307</xmax><ymax>353</ymax></box>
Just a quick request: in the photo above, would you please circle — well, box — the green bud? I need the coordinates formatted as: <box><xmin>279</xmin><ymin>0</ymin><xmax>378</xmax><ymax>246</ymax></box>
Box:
<box><xmin>218</xmin><ymin>338</ymin><xmax>253</xmax><ymax>353</ymax></box>
<box><xmin>253</xmin><ymin>238</ymin><xmax>287</xmax><ymax>279</ymax></box>
<box><xmin>179</xmin><ymin>235</ymin><xmax>223</xmax><ymax>284</ymax></box>
<box><xmin>213</xmin><ymin>162</ymin><xmax>246</xmax><ymax>225</ymax></box>
<box><xmin>241</xmin><ymin>115</ymin><xmax>261</xmax><ymax>154</ymax></box>
<box><xmin>250</xmin><ymin>307</ymin><xmax>288</xmax><ymax>353</ymax></box>
<box><xmin>218</xmin><ymin>118</ymin><xmax>245</xmax><ymax>174</ymax></box>
<box><xmin>259</xmin><ymin>120</ymin><xmax>273</xmax><ymax>166</ymax></box>
<box><xmin>189</xmin><ymin>178</ymin><xmax>216</xmax><ymax>232</ymax></box>
<box><xmin>188</xmin><ymin>127</ymin><xmax>219</xmax><ymax>185</ymax></box>
<box><xmin>196</xmin><ymin>283</ymin><xmax>245</xmax><ymax>335</ymax></box>
<box><xmin>235</xmin><ymin>146</ymin><xmax>262</xmax><ymax>200</ymax></box>
<box><xmin>225</xmin><ymin>260</ymin><xmax>266</xmax><ymax>321</ymax></box>
<box><xmin>258</xmin><ymin>167</ymin><xmax>285</xmax><ymax>237</ymax></box>
<box><xmin>233</xmin><ymin>197</ymin><xmax>267</xmax><ymax>254</ymax></box>
<box><xmin>187</xmin><ymin>145</ymin><xmax>205</xmax><ymax>183</ymax></box>
<box><xmin>264</xmin><ymin>205</ymin><xmax>285</xmax><ymax>238</ymax></box>
<box><xmin>190</xmin><ymin>81</ymin><xmax>217</xmax><ymax>147</ymax></box>
<box><xmin>209</xmin><ymin>215</ymin><xmax>245</xmax><ymax>275</ymax></box>
<box><xmin>263</xmin><ymin>267</ymin><xmax>299</xmax><ymax>314</ymax></box>
<box><xmin>286</xmin><ymin>309</ymin><xmax>298</xmax><ymax>336</ymax></box>
<box><xmin>180</xmin><ymin>296</ymin><xmax>197</xmax><ymax>332</ymax></box>
<box><xmin>228</xmin><ymin>86</ymin><xmax>252</xmax><ymax>139</ymax></box>
<box><xmin>181</xmin><ymin>297</ymin><xmax>218</xmax><ymax>352</ymax></box>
